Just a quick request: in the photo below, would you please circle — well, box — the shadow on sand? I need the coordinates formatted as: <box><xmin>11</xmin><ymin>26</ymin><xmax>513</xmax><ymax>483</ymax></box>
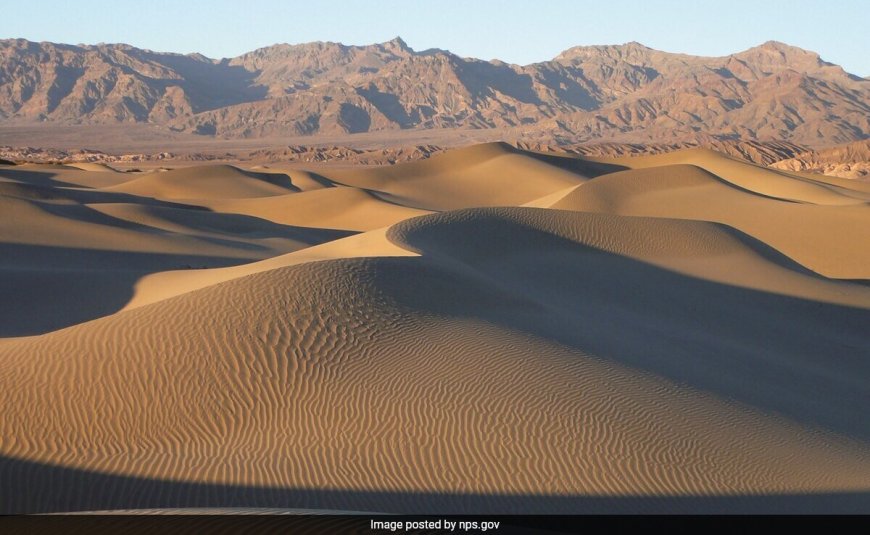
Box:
<box><xmin>1</xmin><ymin>454</ymin><xmax>868</xmax><ymax>514</ymax></box>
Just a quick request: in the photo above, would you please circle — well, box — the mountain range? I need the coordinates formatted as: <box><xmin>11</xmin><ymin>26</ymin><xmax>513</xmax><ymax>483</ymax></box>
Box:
<box><xmin>1</xmin><ymin>37</ymin><xmax>868</xmax><ymax>145</ymax></box>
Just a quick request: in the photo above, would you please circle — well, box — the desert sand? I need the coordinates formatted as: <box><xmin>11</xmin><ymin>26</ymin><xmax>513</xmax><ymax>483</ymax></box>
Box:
<box><xmin>0</xmin><ymin>142</ymin><xmax>868</xmax><ymax>514</ymax></box>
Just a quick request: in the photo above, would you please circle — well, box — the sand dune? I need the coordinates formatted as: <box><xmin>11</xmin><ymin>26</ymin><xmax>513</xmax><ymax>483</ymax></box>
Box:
<box><xmin>66</xmin><ymin>162</ymin><xmax>120</xmax><ymax>173</ymax></box>
<box><xmin>589</xmin><ymin>148</ymin><xmax>870</xmax><ymax>203</ymax></box>
<box><xmin>1</xmin><ymin>144</ymin><xmax>868</xmax><ymax>514</ymax></box>
<box><xmin>207</xmin><ymin>187</ymin><xmax>432</xmax><ymax>232</ymax></box>
<box><xmin>2</xmin><ymin>162</ymin><xmax>134</xmax><ymax>189</ymax></box>
<box><xmin>553</xmin><ymin>162</ymin><xmax>870</xmax><ymax>279</ymax></box>
<box><xmin>108</xmin><ymin>164</ymin><xmax>301</xmax><ymax>200</ymax></box>
<box><xmin>124</xmin><ymin>227</ymin><xmax>418</xmax><ymax>310</ymax></box>
<box><xmin>321</xmin><ymin>143</ymin><xmax>593</xmax><ymax>210</ymax></box>
<box><xmin>0</xmin><ymin>164</ymin><xmax>349</xmax><ymax>336</ymax></box>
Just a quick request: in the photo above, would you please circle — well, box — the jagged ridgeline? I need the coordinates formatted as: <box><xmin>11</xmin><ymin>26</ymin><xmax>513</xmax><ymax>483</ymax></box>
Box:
<box><xmin>0</xmin><ymin>38</ymin><xmax>867</xmax><ymax>144</ymax></box>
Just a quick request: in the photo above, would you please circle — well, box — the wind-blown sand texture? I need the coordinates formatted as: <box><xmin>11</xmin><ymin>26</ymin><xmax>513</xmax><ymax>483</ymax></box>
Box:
<box><xmin>1</xmin><ymin>143</ymin><xmax>868</xmax><ymax>514</ymax></box>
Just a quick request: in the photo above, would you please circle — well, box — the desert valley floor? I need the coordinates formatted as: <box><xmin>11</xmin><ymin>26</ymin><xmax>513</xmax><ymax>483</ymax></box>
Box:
<box><xmin>1</xmin><ymin>142</ymin><xmax>869</xmax><ymax>513</ymax></box>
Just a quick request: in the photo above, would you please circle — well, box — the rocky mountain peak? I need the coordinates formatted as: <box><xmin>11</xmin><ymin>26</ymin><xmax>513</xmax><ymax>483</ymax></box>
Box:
<box><xmin>382</xmin><ymin>36</ymin><xmax>412</xmax><ymax>53</ymax></box>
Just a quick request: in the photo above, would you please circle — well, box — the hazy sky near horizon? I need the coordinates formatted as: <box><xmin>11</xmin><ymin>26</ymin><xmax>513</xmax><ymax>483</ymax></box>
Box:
<box><xmin>4</xmin><ymin>0</ymin><xmax>869</xmax><ymax>75</ymax></box>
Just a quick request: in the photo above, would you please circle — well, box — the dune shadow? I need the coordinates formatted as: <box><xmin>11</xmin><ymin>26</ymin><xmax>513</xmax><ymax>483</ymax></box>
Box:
<box><xmin>302</xmin><ymin>171</ymin><xmax>340</xmax><ymax>189</ymax></box>
<box><xmin>0</xmin><ymin>204</ymin><xmax>355</xmax><ymax>337</ymax></box>
<box><xmin>0</xmin><ymin>166</ymin><xmax>356</xmax><ymax>337</ymax></box>
<box><xmin>0</xmin><ymin>244</ymin><xmax>252</xmax><ymax>337</ymax></box>
<box><xmin>383</xmin><ymin>212</ymin><xmax>870</xmax><ymax>442</ymax></box>
<box><xmin>507</xmin><ymin>144</ymin><xmax>629</xmax><ymax>177</ymax></box>
<box><xmin>0</xmin><ymin>167</ymin><xmax>82</xmax><ymax>188</ymax></box>
<box><xmin>0</xmin><ymin>179</ymin><xmax>216</xmax><ymax>209</ymax></box>
<box><xmin>234</xmin><ymin>167</ymin><xmax>301</xmax><ymax>192</ymax></box>
<box><xmin>1</xmin><ymin>455</ymin><xmax>868</xmax><ymax>514</ymax></box>
<box><xmin>111</xmin><ymin>205</ymin><xmax>355</xmax><ymax>245</ymax></box>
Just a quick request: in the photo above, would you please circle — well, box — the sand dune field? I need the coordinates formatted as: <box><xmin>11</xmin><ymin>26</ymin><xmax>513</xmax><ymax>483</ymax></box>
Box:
<box><xmin>1</xmin><ymin>142</ymin><xmax>868</xmax><ymax>513</ymax></box>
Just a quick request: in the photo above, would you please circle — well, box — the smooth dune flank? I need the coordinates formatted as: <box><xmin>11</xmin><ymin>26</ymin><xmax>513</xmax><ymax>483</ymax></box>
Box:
<box><xmin>1</xmin><ymin>143</ymin><xmax>869</xmax><ymax>514</ymax></box>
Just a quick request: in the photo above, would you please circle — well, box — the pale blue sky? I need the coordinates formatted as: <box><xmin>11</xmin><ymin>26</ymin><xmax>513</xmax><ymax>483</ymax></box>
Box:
<box><xmin>3</xmin><ymin>0</ymin><xmax>868</xmax><ymax>75</ymax></box>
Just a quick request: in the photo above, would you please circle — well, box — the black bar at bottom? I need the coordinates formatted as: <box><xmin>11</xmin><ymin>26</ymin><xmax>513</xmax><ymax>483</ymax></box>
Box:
<box><xmin>0</xmin><ymin>514</ymin><xmax>854</xmax><ymax>535</ymax></box>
